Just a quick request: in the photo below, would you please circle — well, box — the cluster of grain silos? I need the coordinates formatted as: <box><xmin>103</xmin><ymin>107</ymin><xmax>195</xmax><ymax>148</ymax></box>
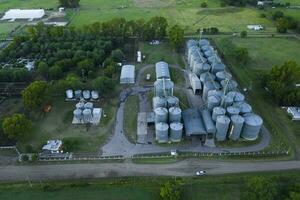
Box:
<box><xmin>186</xmin><ymin>39</ymin><xmax>263</xmax><ymax>142</ymax></box>
<box><xmin>66</xmin><ymin>89</ymin><xmax>99</xmax><ymax>101</ymax></box>
<box><xmin>73</xmin><ymin>101</ymin><xmax>95</xmax><ymax>124</ymax></box>
<box><xmin>153</xmin><ymin>61</ymin><xmax>184</xmax><ymax>143</ymax></box>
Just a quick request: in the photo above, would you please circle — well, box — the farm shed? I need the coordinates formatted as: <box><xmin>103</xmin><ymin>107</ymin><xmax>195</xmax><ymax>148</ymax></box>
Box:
<box><xmin>1</xmin><ymin>9</ymin><xmax>45</xmax><ymax>21</ymax></box>
<box><xmin>120</xmin><ymin>65</ymin><xmax>135</xmax><ymax>84</ymax></box>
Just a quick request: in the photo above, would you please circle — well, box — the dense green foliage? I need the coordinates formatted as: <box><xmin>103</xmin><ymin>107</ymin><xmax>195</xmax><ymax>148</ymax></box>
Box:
<box><xmin>2</xmin><ymin>114</ymin><xmax>32</xmax><ymax>140</ymax></box>
<box><xmin>272</xmin><ymin>11</ymin><xmax>299</xmax><ymax>33</ymax></box>
<box><xmin>220</xmin><ymin>0</ymin><xmax>257</xmax><ymax>7</ymax></box>
<box><xmin>0</xmin><ymin>68</ymin><xmax>31</xmax><ymax>82</ymax></box>
<box><xmin>21</xmin><ymin>81</ymin><xmax>49</xmax><ymax>111</ymax></box>
<box><xmin>168</xmin><ymin>25</ymin><xmax>184</xmax><ymax>51</ymax></box>
<box><xmin>160</xmin><ymin>181</ymin><xmax>183</xmax><ymax>200</ymax></box>
<box><xmin>264</xmin><ymin>61</ymin><xmax>300</xmax><ymax>106</ymax></box>
<box><xmin>144</xmin><ymin>16</ymin><xmax>168</xmax><ymax>41</ymax></box>
<box><xmin>59</xmin><ymin>0</ymin><xmax>80</xmax><ymax>8</ymax></box>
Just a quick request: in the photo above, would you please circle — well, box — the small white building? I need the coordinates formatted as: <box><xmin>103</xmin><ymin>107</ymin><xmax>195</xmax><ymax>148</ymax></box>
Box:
<box><xmin>287</xmin><ymin>107</ymin><xmax>300</xmax><ymax>121</ymax></box>
<box><xmin>137</xmin><ymin>51</ymin><xmax>142</xmax><ymax>63</ymax></box>
<box><xmin>42</xmin><ymin>140</ymin><xmax>63</xmax><ymax>154</ymax></box>
<box><xmin>247</xmin><ymin>25</ymin><xmax>263</xmax><ymax>31</ymax></box>
<box><xmin>1</xmin><ymin>9</ymin><xmax>45</xmax><ymax>21</ymax></box>
<box><xmin>120</xmin><ymin>65</ymin><xmax>135</xmax><ymax>84</ymax></box>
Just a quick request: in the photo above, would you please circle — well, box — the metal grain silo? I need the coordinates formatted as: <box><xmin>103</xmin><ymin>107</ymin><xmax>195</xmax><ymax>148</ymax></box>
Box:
<box><xmin>204</xmin><ymin>50</ymin><xmax>214</xmax><ymax>58</ymax></box>
<box><xmin>200</xmin><ymin>72</ymin><xmax>216</xmax><ymax>84</ymax></box>
<box><xmin>73</xmin><ymin>109</ymin><xmax>82</xmax><ymax>121</ymax></box>
<box><xmin>154</xmin><ymin>107</ymin><xmax>168</xmax><ymax>123</ymax></box>
<box><xmin>221</xmin><ymin>80</ymin><xmax>238</xmax><ymax>93</ymax></box>
<box><xmin>212</xmin><ymin>107</ymin><xmax>226</xmax><ymax>121</ymax></box>
<box><xmin>76</xmin><ymin>102</ymin><xmax>84</xmax><ymax>110</ymax></box>
<box><xmin>83</xmin><ymin>90</ymin><xmax>91</xmax><ymax>100</ymax></box>
<box><xmin>155</xmin><ymin>122</ymin><xmax>169</xmax><ymax>143</ymax></box>
<box><xmin>241</xmin><ymin>113</ymin><xmax>263</xmax><ymax>140</ymax></box>
<box><xmin>154</xmin><ymin>79</ymin><xmax>174</xmax><ymax>97</ymax></box>
<box><xmin>211</xmin><ymin>63</ymin><xmax>226</xmax><ymax>74</ymax></box>
<box><xmin>74</xmin><ymin>90</ymin><xmax>82</xmax><ymax>99</ymax></box>
<box><xmin>83</xmin><ymin>108</ymin><xmax>93</xmax><ymax>123</ymax></box>
<box><xmin>227</xmin><ymin>91</ymin><xmax>245</xmax><ymax>103</ymax></box>
<box><xmin>207</xmin><ymin>89</ymin><xmax>223</xmax><ymax>99</ymax></box>
<box><xmin>226</xmin><ymin>106</ymin><xmax>240</xmax><ymax>116</ymax></box>
<box><xmin>153</xmin><ymin>96</ymin><xmax>167</xmax><ymax>109</ymax></box>
<box><xmin>84</xmin><ymin>102</ymin><xmax>93</xmax><ymax>111</ymax></box>
<box><xmin>193</xmin><ymin>62</ymin><xmax>211</xmax><ymax>76</ymax></box>
<box><xmin>167</xmin><ymin>96</ymin><xmax>179</xmax><ymax>108</ymax></box>
<box><xmin>188</xmin><ymin>46</ymin><xmax>198</xmax><ymax>65</ymax></box>
<box><xmin>199</xmin><ymin>39</ymin><xmax>210</xmax><ymax>47</ymax></box>
<box><xmin>186</xmin><ymin>40</ymin><xmax>198</xmax><ymax>49</ymax></box>
<box><xmin>66</xmin><ymin>89</ymin><xmax>73</xmax><ymax>99</ymax></box>
<box><xmin>201</xmin><ymin>109</ymin><xmax>216</xmax><ymax>134</ymax></box>
<box><xmin>229</xmin><ymin>115</ymin><xmax>244</xmax><ymax>141</ymax></box>
<box><xmin>215</xmin><ymin>115</ymin><xmax>230</xmax><ymax>141</ymax></box>
<box><xmin>233</xmin><ymin>102</ymin><xmax>252</xmax><ymax>114</ymax></box>
<box><xmin>207</xmin><ymin>95</ymin><xmax>221</xmax><ymax>111</ymax></box>
<box><xmin>221</xmin><ymin>95</ymin><xmax>234</xmax><ymax>108</ymax></box>
<box><xmin>169</xmin><ymin>107</ymin><xmax>182</xmax><ymax>123</ymax></box>
<box><xmin>155</xmin><ymin>61</ymin><xmax>170</xmax><ymax>80</ymax></box>
<box><xmin>201</xmin><ymin>45</ymin><xmax>214</xmax><ymax>52</ymax></box>
<box><xmin>203</xmin><ymin>80</ymin><xmax>220</xmax><ymax>101</ymax></box>
<box><xmin>207</xmin><ymin>55</ymin><xmax>221</xmax><ymax>65</ymax></box>
<box><xmin>91</xmin><ymin>90</ymin><xmax>99</xmax><ymax>100</ymax></box>
<box><xmin>216</xmin><ymin>71</ymin><xmax>232</xmax><ymax>82</ymax></box>
<box><xmin>170</xmin><ymin>122</ymin><xmax>183</xmax><ymax>142</ymax></box>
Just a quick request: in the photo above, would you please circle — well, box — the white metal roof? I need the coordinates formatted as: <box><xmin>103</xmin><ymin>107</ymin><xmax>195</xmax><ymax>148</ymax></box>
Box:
<box><xmin>120</xmin><ymin>65</ymin><xmax>135</xmax><ymax>83</ymax></box>
<box><xmin>1</xmin><ymin>9</ymin><xmax>45</xmax><ymax>20</ymax></box>
<box><xmin>42</xmin><ymin>140</ymin><xmax>62</xmax><ymax>151</ymax></box>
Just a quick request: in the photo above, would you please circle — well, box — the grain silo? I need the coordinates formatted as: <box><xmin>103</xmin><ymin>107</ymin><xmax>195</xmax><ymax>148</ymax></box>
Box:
<box><xmin>207</xmin><ymin>89</ymin><xmax>223</xmax><ymax>99</ymax></box>
<box><xmin>199</xmin><ymin>39</ymin><xmax>210</xmax><ymax>47</ymax></box>
<box><xmin>76</xmin><ymin>102</ymin><xmax>85</xmax><ymax>110</ymax></box>
<box><xmin>83</xmin><ymin>108</ymin><xmax>93</xmax><ymax>123</ymax></box>
<box><xmin>207</xmin><ymin>95</ymin><xmax>221</xmax><ymax>111</ymax></box>
<box><xmin>233</xmin><ymin>102</ymin><xmax>252</xmax><ymax>114</ymax></box>
<box><xmin>200</xmin><ymin>72</ymin><xmax>215</xmax><ymax>84</ymax></box>
<box><xmin>66</xmin><ymin>89</ymin><xmax>73</xmax><ymax>99</ymax></box>
<box><xmin>201</xmin><ymin>109</ymin><xmax>216</xmax><ymax>135</ymax></box>
<box><xmin>83</xmin><ymin>90</ymin><xmax>91</xmax><ymax>100</ymax></box>
<box><xmin>226</xmin><ymin>106</ymin><xmax>240</xmax><ymax>116</ymax></box>
<box><xmin>169</xmin><ymin>107</ymin><xmax>182</xmax><ymax>123</ymax></box>
<box><xmin>186</xmin><ymin>40</ymin><xmax>198</xmax><ymax>49</ymax></box>
<box><xmin>229</xmin><ymin>115</ymin><xmax>244</xmax><ymax>141</ymax></box>
<box><xmin>241</xmin><ymin>113</ymin><xmax>263</xmax><ymax>140</ymax></box>
<box><xmin>201</xmin><ymin>45</ymin><xmax>214</xmax><ymax>52</ymax></box>
<box><xmin>215</xmin><ymin>115</ymin><xmax>230</xmax><ymax>141</ymax></box>
<box><xmin>202</xmin><ymin>80</ymin><xmax>220</xmax><ymax>101</ymax></box>
<box><xmin>153</xmin><ymin>96</ymin><xmax>167</xmax><ymax>109</ymax></box>
<box><xmin>211</xmin><ymin>63</ymin><xmax>226</xmax><ymax>74</ymax></box>
<box><xmin>204</xmin><ymin>50</ymin><xmax>214</xmax><ymax>58</ymax></box>
<box><xmin>154</xmin><ymin>79</ymin><xmax>174</xmax><ymax>97</ymax></box>
<box><xmin>216</xmin><ymin>71</ymin><xmax>232</xmax><ymax>82</ymax></box>
<box><xmin>212</xmin><ymin>107</ymin><xmax>226</xmax><ymax>121</ymax></box>
<box><xmin>155</xmin><ymin>61</ymin><xmax>170</xmax><ymax>80</ymax></box>
<box><xmin>167</xmin><ymin>96</ymin><xmax>179</xmax><ymax>108</ymax></box>
<box><xmin>221</xmin><ymin>95</ymin><xmax>234</xmax><ymax>108</ymax></box>
<box><xmin>74</xmin><ymin>90</ymin><xmax>82</xmax><ymax>99</ymax></box>
<box><xmin>188</xmin><ymin>46</ymin><xmax>198</xmax><ymax>65</ymax></box>
<box><xmin>154</xmin><ymin>107</ymin><xmax>168</xmax><ymax>123</ymax></box>
<box><xmin>193</xmin><ymin>62</ymin><xmax>211</xmax><ymax>76</ymax></box>
<box><xmin>84</xmin><ymin>102</ymin><xmax>93</xmax><ymax>111</ymax></box>
<box><xmin>170</xmin><ymin>122</ymin><xmax>183</xmax><ymax>142</ymax></box>
<box><xmin>91</xmin><ymin>90</ymin><xmax>99</xmax><ymax>100</ymax></box>
<box><xmin>73</xmin><ymin>109</ymin><xmax>82</xmax><ymax>121</ymax></box>
<box><xmin>155</xmin><ymin>122</ymin><xmax>169</xmax><ymax>143</ymax></box>
<box><xmin>207</xmin><ymin>55</ymin><xmax>221</xmax><ymax>65</ymax></box>
<box><xmin>221</xmin><ymin>79</ymin><xmax>238</xmax><ymax>93</ymax></box>
<box><xmin>227</xmin><ymin>91</ymin><xmax>245</xmax><ymax>103</ymax></box>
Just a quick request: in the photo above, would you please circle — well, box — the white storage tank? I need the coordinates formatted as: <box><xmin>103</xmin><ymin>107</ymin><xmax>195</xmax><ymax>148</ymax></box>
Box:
<box><xmin>153</xmin><ymin>96</ymin><xmax>167</xmax><ymax>109</ymax></box>
<box><xmin>202</xmin><ymin>80</ymin><xmax>220</xmax><ymax>101</ymax></box>
<box><xmin>207</xmin><ymin>89</ymin><xmax>223</xmax><ymax>99</ymax></box>
<box><xmin>233</xmin><ymin>102</ymin><xmax>252</xmax><ymax>114</ymax></box>
<box><xmin>155</xmin><ymin>122</ymin><xmax>169</xmax><ymax>143</ymax></box>
<box><xmin>170</xmin><ymin>122</ymin><xmax>183</xmax><ymax>142</ymax></box>
<box><xmin>201</xmin><ymin>45</ymin><xmax>213</xmax><ymax>52</ymax></box>
<box><xmin>193</xmin><ymin>62</ymin><xmax>211</xmax><ymax>76</ymax></box>
<box><xmin>226</xmin><ymin>106</ymin><xmax>240</xmax><ymax>116</ymax></box>
<box><xmin>229</xmin><ymin>115</ymin><xmax>244</xmax><ymax>141</ymax></box>
<box><xmin>154</xmin><ymin>107</ymin><xmax>168</xmax><ymax>123</ymax></box>
<box><xmin>76</xmin><ymin>102</ymin><xmax>85</xmax><ymax>110</ymax></box>
<box><xmin>241</xmin><ymin>113</ymin><xmax>263</xmax><ymax>140</ymax></box>
<box><xmin>208</xmin><ymin>55</ymin><xmax>221</xmax><ymax>65</ymax></box>
<box><xmin>212</xmin><ymin>107</ymin><xmax>226</xmax><ymax>121</ymax></box>
<box><xmin>211</xmin><ymin>63</ymin><xmax>226</xmax><ymax>74</ymax></box>
<box><xmin>215</xmin><ymin>115</ymin><xmax>231</xmax><ymax>141</ymax></box>
<box><xmin>83</xmin><ymin>90</ymin><xmax>91</xmax><ymax>100</ymax></box>
<box><xmin>167</xmin><ymin>96</ymin><xmax>179</xmax><ymax>108</ymax></box>
<box><xmin>201</xmin><ymin>109</ymin><xmax>216</xmax><ymax>134</ymax></box>
<box><xmin>66</xmin><ymin>89</ymin><xmax>73</xmax><ymax>99</ymax></box>
<box><xmin>91</xmin><ymin>90</ymin><xmax>99</xmax><ymax>100</ymax></box>
<box><xmin>84</xmin><ymin>102</ymin><xmax>93</xmax><ymax>111</ymax></box>
<box><xmin>169</xmin><ymin>107</ymin><xmax>182</xmax><ymax>123</ymax></box>
<box><xmin>204</xmin><ymin>50</ymin><xmax>214</xmax><ymax>58</ymax></box>
<box><xmin>221</xmin><ymin>79</ymin><xmax>238</xmax><ymax>93</ymax></box>
<box><xmin>200</xmin><ymin>72</ymin><xmax>215</xmax><ymax>84</ymax></box>
<box><xmin>207</xmin><ymin>95</ymin><xmax>221</xmax><ymax>111</ymax></box>
<box><xmin>73</xmin><ymin>109</ymin><xmax>82</xmax><ymax>121</ymax></box>
<box><xmin>199</xmin><ymin>39</ymin><xmax>210</xmax><ymax>47</ymax></box>
<box><xmin>154</xmin><ymin>79</ymin><xmax>174</xmax><ymax>97</ymax></box>
<box><xmin>221</xmin><ymin>95</ymin><xmax>234</xmax><ymax>108</ymax></box>
<box><xmin>83</xmin><ymin>108</ymin><xmax>93</xmax><ymax>123</ymax></box>
<box><xmin>227</xmin><ymin>91</ymin><xmax>245</xmax><ymax>103</ymax></box>
<box><xmin>74</xmin><ymin>90</ymin><xmax>82</xmax><ymax>99</ymax></box>
<box><xmin>216</xmin><ymin>71</ymin><xmax>232</xmax><ymax>82</ymax></box>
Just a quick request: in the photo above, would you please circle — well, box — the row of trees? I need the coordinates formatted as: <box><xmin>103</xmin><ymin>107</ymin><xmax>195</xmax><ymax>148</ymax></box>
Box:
<box><xmin>263</xmin><ymin>61</ymin><xmax>300</xmax><ymax>106</ymax></box>
<box><xmin>59</xmin><ymin>0</ymin><xmax>80</xmax><ymax>8</ymax></box>
<box><xmin>272</xmin><ymin>11</ymin><xmax>300</xmax><ymax>33</ymax></box>
<box><xmin>220</xmin><ymin>0</ymin><xmax>257</xmax><ymax>7</ymax></box>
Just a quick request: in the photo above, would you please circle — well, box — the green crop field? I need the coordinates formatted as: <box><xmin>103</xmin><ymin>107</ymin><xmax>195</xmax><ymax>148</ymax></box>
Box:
<box><xmin>0</xmin><ymin>170</ymin><xmax>299</xmax><ymax>200</ymax></box>
<box><xmin>214</xmin><ymin>37</ymin><xmax>300</xmax><ymax>157</ymax></box>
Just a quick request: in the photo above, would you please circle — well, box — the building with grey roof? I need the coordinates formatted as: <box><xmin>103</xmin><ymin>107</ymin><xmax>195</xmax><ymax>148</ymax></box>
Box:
<box><xmin>120</xmin><ymin>65</ymin><xmax>135</xmax><ymax>84</ymax></box>
<box><xmin>182</xmin><ymin>109</ymin><xmax>207</xmax><ymax>137</ymax></box>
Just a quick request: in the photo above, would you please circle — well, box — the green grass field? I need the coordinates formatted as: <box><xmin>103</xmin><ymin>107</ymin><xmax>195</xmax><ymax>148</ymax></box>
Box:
<box><xmin>0</xmin><ymin>22</ymin><xmax>21</xmax><ymax>35</ymax></box>
<box><xmin>213</xmin><ymin>37</ymin><xmax>300</xmax><ymax>157</ymax></box>
<box><xmin>0</xmin><ymin>170</ymin><xmax>299</xmax><ymax>200</ymax></box>
<box><xmin>124</xmin><ymin>95</ymin><xmax>139</xmax><ymax>143</ymax></box>
<box><xmin>0</xmin><ymin>0</ymin><xmax>57</xmax><ymax>11</ymax></box>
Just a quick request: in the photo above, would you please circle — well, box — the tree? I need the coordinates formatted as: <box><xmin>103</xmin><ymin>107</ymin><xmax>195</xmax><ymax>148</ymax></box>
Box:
<box><xmin>241</xmin><ymin>177</ymin><xmax>278</xmax><ymax>200</ymax></box>
<box><xmin>285</xmin><ymin>184</ymin><xmax>300</xmax><ymax>200</ymax></box>
<box><xmin>93</xmin><ymin>76</ymin><xmax>115</xmax><ymax>95</ymax></box>
<box><xmin>272</xmin><ymin>11</ymin><xmax>284</xmax><ymax>20</ymax></box>
<box><xmin>160</xmin><ymin>181</ymin><xmax>182</xmax><ymax>200</ymax></box>
<box><xmin>200</xmin><ymin>2</ymin><xmax>208</xmax><ymax>8</ymax></box>
<box><xmin>22</xmin><ymin>81</ymin><xmax>49</xmax><ymax>111</ymax></box>
<box><xmin>111</xmin><ymin>49</ymin><xmax>125</xmax><ymax>62</ymax></box>
<box><xmin>241</xmin><ymin>30</ymin><xmax>247</xmax><ymax>38</ymax></box>
<box><xmin>144</xmin><ymin>16</ymin><xmax>168</xmax><ymax>41</ymax></box>
<box><xmin>235</xmin><ymin>47</ymin><xmax>249</xmax><ymax>64</ymax></box>
<box><xmin>59</xmin><ymin>0</ymin><xmax>80</xmax><ymax>8</ymax></box>
<box><xmin>76</xmin><ymin>59</ymin><xmax>95</xmax><ymax>77</ymax></box>
<box><xmin>277</xmin><ymin>18</ymin><xmax>289</xmax><ymax>33</ymax></box>
<box><xmin>49</xmin><ymin>65</ymin><xmax>63</xmax><ymax>80</ymax></box>
<box><xmin>37</xmin><ymin>61</ymin><xmax>49</xmax><ymax>79</ymax></box>
<box><xmin>104</xmin><ymin>65</ymin><xmax>118</xmax><ymax>78</ymax></box>
<box><xmin>168</xmin><ymin>25</ymin><xmax>184</xmax><ymax>51</ymax></box>
<box><xmin>2</xmin><ymin>114</ymin><xmax>32</xmax><ymax>140</ymax></box>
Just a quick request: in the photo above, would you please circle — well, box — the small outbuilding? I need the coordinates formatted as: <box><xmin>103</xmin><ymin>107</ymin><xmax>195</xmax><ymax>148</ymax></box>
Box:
<box><xmin>1</xmin><ymin>9</ymin><xmax>45</xmax><ymax>21</ymax></box>
<box><xmin>42</xmin><ymin>140</ymin><xmax>63</xmax><ymax>154</ymax></box>
<box><xmin>287</xmin><ymin>107</ymin><xmax>300</xmax><ymax>121</ymax></box>
<box><xmin>120</xmin><ymin>65</ymin><xmax>135</xmax><ymax>84</ymax></box>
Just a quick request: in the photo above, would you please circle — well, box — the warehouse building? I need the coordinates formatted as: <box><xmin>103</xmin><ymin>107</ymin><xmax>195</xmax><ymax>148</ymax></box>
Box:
<box><xmin>182</xmin><ymin>109</ymin><xmax>207</xmax><ymax>140</ymax></box>
<box><xmin>1</xmin><ymin>9</ymin><xmax>45</xmax><ymax>21</ymax></box>
<box><xmin>120</xmin><ymin>65</ymin><xmax>135</xmax><ymax>84</ymax></box>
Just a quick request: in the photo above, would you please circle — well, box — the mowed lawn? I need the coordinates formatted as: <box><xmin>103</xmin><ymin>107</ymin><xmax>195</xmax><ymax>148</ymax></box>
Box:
<box><xmin>0</xmin><ymin>22</ymin><xmax>21</xmax><ymax>35</ymax></box>
<box><xmin>0</xmin><ymin>0</ymin><xmax>57</xmax><ymax>11</ymax></box>
<box><xmin>214</xmin><ymin>37</ymin><xmax>300</xmax><ymax>157</ymax></box>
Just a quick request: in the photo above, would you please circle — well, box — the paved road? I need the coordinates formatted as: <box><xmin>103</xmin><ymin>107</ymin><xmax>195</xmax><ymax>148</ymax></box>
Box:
<box><xmin>0</xmin><ymin>159</ymin><xmax>299</xmax><ymax>182</ymax></box>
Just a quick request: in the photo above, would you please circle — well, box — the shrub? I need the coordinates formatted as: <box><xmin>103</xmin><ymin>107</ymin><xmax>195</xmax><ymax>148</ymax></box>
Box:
<box><xmin>200</xmin><ymin>2</ymin><xmax>208</xmax><ymax>8</ymax></box>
